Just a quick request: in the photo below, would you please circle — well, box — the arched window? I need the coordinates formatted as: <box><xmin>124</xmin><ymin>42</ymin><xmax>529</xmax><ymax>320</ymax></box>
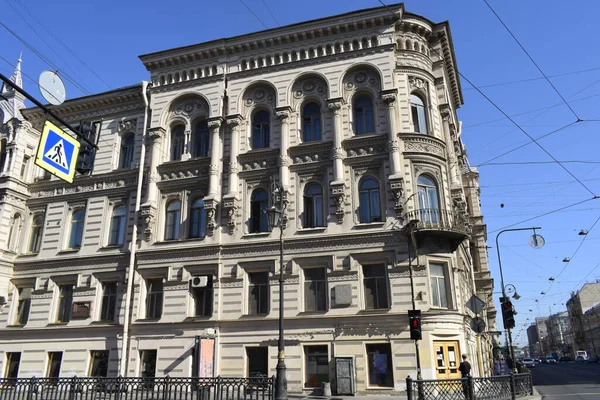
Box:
<box><xmin>68</xmin><ymin>209</ymin><xmax>86</xmax><ymax>249</ymax></box>
<box><xmin>410</xmin><ymin>94</ymin><xmax>428</xmax><ymax>134</ymax></box>
<box><xmin>359</xmin><ymin>178</ymin><xmax>381</xmax><ymax>223</ymax></box>
<box><xmin>192</xmin><ymin>120</ymin><xmax>210</xmax><ymax>158</ymax></box>
<box><xmin>252</xmin><ymin>110</ymin><xmax>270</xmax><ymax>149</ymax></box>
<box><xmin>417</xmin><ymin>175</ymin><xmax>440</xmax><ymax>223</ymax></box>
<box><xmin>109</xmin><ymin>205</ymin><xmax>127</xmax><ymax>246</ymax></box>
<box><xmin>353</xmin><ymin>94</ymin><xmax>375</xmax><ymax>135</ymax></box>
<box><xmin>119</xmin><ymin>133</ymin><xmax>135</xmax><ymax>169</ymax></box>
<box><xmin>165</xmin><ymin>200</ymin><xmax>181</xmax><ymax>240</ymax></box>
<box><xmin>249</xmin><ymin>189</ymin><xmax>269</xmax><ymax>233</ymax></box>
<box><xmin>303</xmin><ymin>183</ymin><xmax>324</xmax><ymax>228</ymax></box>
<box><xmin>302</xmin><ymin>102</ymin><xmax>322</xmax><ymax>142</ymax></box>
<box><xmin>189</xmin><ymin>198</ymin><xmax>206</xmax><ymax>239</ymax></box>
<box><xmin>28</xmin><ymin>214</ymin><xmax>44</xmax><ymax>253</ymax></box>
<box><xmin>170</xmin><ymin>125</ymin><xmax>185</xmax><ymax>161</ymax></box>
<box><xmin>7</xmin><ymin>213</ymin><xmax>21</xmax><ymax>251</ymax></box>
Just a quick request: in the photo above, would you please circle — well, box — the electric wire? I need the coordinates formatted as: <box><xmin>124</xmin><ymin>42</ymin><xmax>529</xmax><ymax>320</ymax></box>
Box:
<box><xmin>8</xmin><ymin>0</ymin><xmax>112</xmax><ymax>90</ymax></box>
<box><xmin>480</xmin><ymin>160</ymin><xmax>600</xmax><ymax>167</ymax></box>
<box><xmin>0</xmin><ymin>20</ymin><xmax>92</xmax><ymax>96</ymax></box>
<box><xmin>238</xmin><ymin>0</ymin><xmax>269</xmax><ymax>29</ymax></box>
<box><xmin>260</xmin><ymin>0</ymin><xmax>280</xmax><ymax>26</ymax></box>
<box><xmin>483</xmin><ymin>0</ymin><xmax>581</xmax><ymax>120</ymax></box>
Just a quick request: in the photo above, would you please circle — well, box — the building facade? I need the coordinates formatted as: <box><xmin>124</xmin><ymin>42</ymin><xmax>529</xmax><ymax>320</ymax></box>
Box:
<box><xmin>567</xmin><ymin>281</ymin><xmax>600</xmax><ymax>358</ymax></box>
<box><xmin>546</xmin><ymin>311</ymin><xmax>571</xmax><ymax>357</ymax></box>
<box><xmin>0</xmin><ymin>4</ymin><xmax>496</xmax><ymax>394</ymax></box>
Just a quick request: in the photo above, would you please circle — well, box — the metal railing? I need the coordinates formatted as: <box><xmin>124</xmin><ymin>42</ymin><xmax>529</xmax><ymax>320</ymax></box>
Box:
<box><xmin>406</xmin><ymin>373</ymin><xmax>533</xmax><ymax>400</ymax></box>
<box><xmin>404</xmin><ymin>208</ymin><xmax>468</xmax><ymax>234</ymax></box>
<box><xmin>0</xmin><ymin>376</ymin><xmax>274</xmax><ymax>400</ymax></box>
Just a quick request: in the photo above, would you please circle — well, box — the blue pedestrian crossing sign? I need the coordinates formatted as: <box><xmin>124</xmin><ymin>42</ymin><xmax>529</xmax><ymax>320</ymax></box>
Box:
<box><xmin>34</xmin><ymin>120</ymin><xmax>80</xmax><ymax>183</ymax></box>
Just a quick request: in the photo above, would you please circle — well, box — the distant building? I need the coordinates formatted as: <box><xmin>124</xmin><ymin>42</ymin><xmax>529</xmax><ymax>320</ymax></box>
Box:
<box><xmin>546</xmin><ymin>311</ymin><xmax>571</xmax><ymax>356</ymax></box>
<box><xmin>567</xmin><ymin>281</ymin><xmax>600</xmax><ymax>357</ymax></box>
<box><xmin>526</xmin><ymin>323</ymin><xmax>539</xmax><ymax>357</ymax></box>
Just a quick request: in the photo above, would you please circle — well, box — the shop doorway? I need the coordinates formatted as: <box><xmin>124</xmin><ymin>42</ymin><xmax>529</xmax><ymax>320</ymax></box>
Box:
<box><xmin>434</xmin><ymin>341</ymin><xmax>461</xmax><ymax>379</ymax></box>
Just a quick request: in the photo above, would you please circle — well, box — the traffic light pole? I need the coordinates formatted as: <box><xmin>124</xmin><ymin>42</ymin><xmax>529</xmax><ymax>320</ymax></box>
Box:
<box><xmin>0</xmin><ymin>72</ymin><xmax>98</xmax><ymax>149</ymax></box>
<box><xmin>407</xmin><ymin>223</ymin><xmax>422</xmax><ymax>380</ymax></box>
<box><xmin>496</xmin><ymin>227</ymin><xmax>540</xmax><ymax>373</ymax></box>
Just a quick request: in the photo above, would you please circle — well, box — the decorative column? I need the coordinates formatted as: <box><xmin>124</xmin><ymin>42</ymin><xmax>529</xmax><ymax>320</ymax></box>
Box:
<box><xmin>275</xmin><ymin>107</ymin><xmax>292</xmax><ymax>191</ymax></box>
<box><xmin>223</xmin><ymin>115</ymin><xmax>243</xmax><ymax>233</ymax></box>
<box><xmin>440</xmin><ymin>106</ymin><xmax>460</xmax><ymax>188</ymax></box>
<box><xmin>204</xmin><ymin>117</ymin><xmax>223</xmax><ymax>236</ymax></box>
<box><xmin>327</xmin><ymin>98</ymin><xmax>346</xmax><ymax>223</ymax></box>
<box><xmin>139</xmin><ymin>127</ymin><xmax>165</xmax><ymax>241</ymax></box>
<box><xmin>381</xmin><ymin>89</ymin><xmax>404</xmax><ymax>215</ymax></box>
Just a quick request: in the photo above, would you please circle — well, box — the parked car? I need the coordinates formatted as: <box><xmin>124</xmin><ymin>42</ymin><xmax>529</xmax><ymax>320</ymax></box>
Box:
<box><xmin>587</xmin><ymin>356</ymin><xmax>599</xmax><ymax>363</ymax></box>
<box><xmin>576</xmin><ymin>355</ymin><xmax>586</xmax><ymax>363</ymax></box>
<box><xmin>559</xmin><ymin>356</ymin><xmax>571</xmax><ymax>362</ymax></box>
<box><xmin>539</xmin><ymin>356</ymin><xmax>547</xmax><ymax>364</ymax></box>
<box><xmin>547</xmin><ymin>357</ymin><xmax>557</xmax><ymax>364</ymax></box>
<box><xmin>522</xmin><ymin>358</ymin><xmax>536</xmax><ymax>368</ymax></box>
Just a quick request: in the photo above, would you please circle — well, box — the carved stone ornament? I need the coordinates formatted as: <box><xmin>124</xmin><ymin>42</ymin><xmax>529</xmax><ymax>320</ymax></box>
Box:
<box><xmin>243</xmin><ymin>86</ymin><xmax>276</xmax><ymax>109</ymax></box>
<box><xmin>139</xmin><ymin>204</ymin><xmax>157</xmax><ymax>242</ymax></box>
<box><xmin>293</xmin><ymin>79</ymin><xmax>328</xmax><ymax>100</ymax></box>
<box><xmin>408</xmin><ymin>76</ymin><xmax>428</xmax><ymax>91</ymax></box>
<box><xmin>222</xmin><ymin>195</ymin><xmax>238</xmax><ymax>234</ymax></box>
<box><xmin>343</xmin><ymin>70</ymin><xmax>381</xmax><ymax>97</ymax></box>
<box><xmin>148</xmin><ymin>127</ymin><xmax>166</xmax><ymax>143</ymax></box>
<box><xmin>330</xmin><ymin>182</ymin><xmax>346</xmax><ymax>223</ymax></box>
<box><xmin>207</xmin><ymin>119</ymin><xmax>222</xmax><ymax>131</ymax></box>
<box><xmin>327</xmin><ymin>100</ymin><xmax>343</xmax><ymax>115</ymax></box>
<box><xmin>170</xmin><ymin>97</ymin><xmax>208</xmax><ymax>120</ymax></box>
<box><xmin>204</xmin><ymin>197</ymin><xmax>219</xmax><ymax>236</ymax></box>
<box><xmin>389</xmin><ymin>177</ymin><xmax>404</xmax><ymax>213</ymax></box>
<box><xmin>118</xmin><ymin>119</ymin><xmax>137</xmax><ymax>132</ymax></box>
<box><xmin>380</xmin><ymin>89</ymin><xmax>397</xmax><ymax>105</ymax></box>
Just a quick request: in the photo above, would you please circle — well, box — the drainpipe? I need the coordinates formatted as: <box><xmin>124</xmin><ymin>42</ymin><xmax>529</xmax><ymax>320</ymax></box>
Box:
<box><xmin>119</xmin><ymin>81</ymin><xmax>150</xmax><ymax>377</ymax></box>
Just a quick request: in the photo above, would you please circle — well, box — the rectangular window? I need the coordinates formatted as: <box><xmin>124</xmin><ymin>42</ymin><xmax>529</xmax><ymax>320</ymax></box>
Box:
<box><xmin>89</xmin><ymin>351</ymin><xmax>109</xmax><ymax>377</ymax></box>
<box><xmin>146</xmin><ymin>279</ymin><xmax>163</xmax><ymax>319</ymax></box>
<box><xmin>430</xmin><ymin>263</ymin><xmax>449</xmax><ymax>308</ymax></box>
<box><xmin>100</xmin><ymin>282</ymin><xmax>117</xmax><ymax>321</ymax></box>
<box><xmin>20</xmin><ymin>155</ymin><xmax>30</xmax><ymax>179</ymax></box>
<box><xmin>140</xmin><ymin>350</ymin><xmax>157</xmax><ymax>379</ymax></box>
<box><xmin>246</xmin><ymin>347</ymin><xmax>268</xmax><ymax>378</ymax></box>
<box><xmin>57</xmin><ymin>284</ymin><xmax>74</xmax><ymax>322</ymax></box>
<box><xmin>16</xmin><ymin>287</ymin><xmax>32</xmax><ymax>325</ymax></box>
<box><xmin>363</xmin><ymin>265</ymin><xmax>389</xmax><ymax>309</ymax></box>
<box><xmin>47</xmin><ymin>352</ymin><xmax>63</xmax><ymax>380</ymax></box>
<box><xmin>192</xmin><ymin>276</ymin><xmax>213</xmax><ymax>317</ymax></box>
<box><xmin>5</xmin><ymin>352</ymin><xmax>21</xmax><ymax>379</ymax></box>
<box><xmin>304</xmin><ymin>346</ymin><xmax>329</xmax><ymax>388</ymax></box>
<box><xmin>366</xmin><ymin>344</ymin><xmax>393</xmax><ymax>387</ymax></box>
<box><xmin>248</xmin><ymin>272</ymin><xmax>269</xmax><ymax>315</ymax></box>
<box><xmin>304</xmin><ymin>268</ymin><xmax>327</xmax><ymax>312</ymax></box>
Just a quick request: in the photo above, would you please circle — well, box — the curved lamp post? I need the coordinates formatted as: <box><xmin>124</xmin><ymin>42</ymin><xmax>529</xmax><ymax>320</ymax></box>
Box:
<box><xmin>266</xmin><ymin>180</ymin><xmax>288</xmax><ymax>400</ymax></box>
<box><xmin>496</xmin><ymin>227</ymin><xmax>542</xmax><ymax>373</ymax></box>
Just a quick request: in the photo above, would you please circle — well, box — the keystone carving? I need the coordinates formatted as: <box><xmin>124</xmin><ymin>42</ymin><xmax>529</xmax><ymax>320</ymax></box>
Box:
<box><xmin>389</xmin><ymin>177</ymin><xmax>404</xmax><ymax>214</ymax></box>
<box><xmin>330</xmin><ymin>182</ymin><xmax>346</xmax><ymax>223</ymax></box>
<box><xmin>118</xmin><ymin>119</ymin><xmax>137</xmax><ymax>132</ymax></box>
<box><xmin>139</xmin><ymin>204</ymin><xmax>157</xmax><ymax>242</ymax></box>
<box><xmin>204</xmin><ymin>197</ymin><xmax>219</xmax><ymax>236</ymax></box>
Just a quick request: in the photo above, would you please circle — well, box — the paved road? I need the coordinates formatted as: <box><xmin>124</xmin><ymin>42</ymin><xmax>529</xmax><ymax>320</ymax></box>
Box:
<box><xmin>531</xmin><ymin>362</ymin><xmax>600</xmax><ymax>399</ymax></box>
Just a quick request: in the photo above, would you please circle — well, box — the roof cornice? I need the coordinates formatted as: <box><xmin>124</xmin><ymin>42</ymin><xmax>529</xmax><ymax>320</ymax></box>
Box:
<box><xmin>139</xmin><ymin>3</ymin><xmax>404</xmax><ymax>71</ymax></box>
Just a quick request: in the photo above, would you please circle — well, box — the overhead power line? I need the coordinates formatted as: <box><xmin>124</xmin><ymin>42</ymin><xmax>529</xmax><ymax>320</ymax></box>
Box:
<box><xmin>260</xmin><ymin>0</ymin><xmax>280</xmax><ymax>26</ymax></box>
<box><xmin>483</xmin><ymin>0</ymin><xmax>581</xmax><ymax>121</ymax></box>
<box><xmin>238</xmin><ymin>0</ymin><xmax>269</xmax><ymax>29</ymax></box>
<box><xmin>480</xmin><ymin>160</ymin><xmax>600</xmax><ymax>167</ymax></box>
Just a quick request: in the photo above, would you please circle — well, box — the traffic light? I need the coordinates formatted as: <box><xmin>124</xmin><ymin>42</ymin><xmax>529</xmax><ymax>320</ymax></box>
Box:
<box><xmin>501</xmin><ymin>298</ymin><xmax>516</xmax><ymax>330</ymax></box>
<box><xmin>408</xmin><ymin>309</ymin><xmax>422</xmax><ymax>340</ymax></box>
<box><xmin>72</xmin><ymin>120</ymin><xmax>99</xmax><ymax>174</ymax></box>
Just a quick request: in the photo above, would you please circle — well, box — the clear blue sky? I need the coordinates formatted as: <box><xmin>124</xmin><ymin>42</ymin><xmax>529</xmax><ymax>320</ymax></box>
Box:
<box><xmin>1</xmin><ymin>0</ymin><xmax>599</xmax><ymax>347</ymax></box>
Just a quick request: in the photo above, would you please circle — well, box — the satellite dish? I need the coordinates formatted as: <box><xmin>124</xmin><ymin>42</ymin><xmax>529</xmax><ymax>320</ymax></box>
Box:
<box><xmin>38</xmin><ymin>70</ymin><xmax>66</xmax><ymax>105</ymax></box>
<box><xmin>529</xmin><ymin>234</ymin><xmax>545</xmax><ymax>249</ymax></box>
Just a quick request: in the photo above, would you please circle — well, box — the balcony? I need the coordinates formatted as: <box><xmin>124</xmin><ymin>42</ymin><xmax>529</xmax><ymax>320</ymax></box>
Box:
<box><xmin>404</xmin><ymin>208</ymin><xmax>469</xmax><ymax>252</ymax></box>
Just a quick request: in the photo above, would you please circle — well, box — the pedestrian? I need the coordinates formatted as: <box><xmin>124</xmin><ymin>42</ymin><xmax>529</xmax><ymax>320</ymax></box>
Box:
<box><xmin>494</xmin><ymin>355</ymin><xmax>503</xmax><ymax>376</ymax></box>
<box><xmin>459</xmin><ymin>354</ymin><xmax>472</xmax><ymax>399</ymax></box>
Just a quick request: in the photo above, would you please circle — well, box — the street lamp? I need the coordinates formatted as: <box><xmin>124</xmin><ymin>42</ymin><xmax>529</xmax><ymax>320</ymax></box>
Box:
<box><xmin>504</xmin><ymin>284</ymin><xmax>521</xmax><ymax>300</ymax></box>
<box><xmin>496</xmin><ymin>227</ymin><xmax>543</xmax><ymax>373</ymax></box>
<box><xmin>266</xmin><ymin>179</ymin><xmax>288</xmax><ymax>400</ymax></box>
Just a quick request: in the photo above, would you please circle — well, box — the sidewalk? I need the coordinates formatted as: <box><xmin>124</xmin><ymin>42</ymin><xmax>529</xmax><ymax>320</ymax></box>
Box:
<box><xmin>289</xmin><ymin>389</ymin><xmax>542</xmax><ymax>400</ymax></box>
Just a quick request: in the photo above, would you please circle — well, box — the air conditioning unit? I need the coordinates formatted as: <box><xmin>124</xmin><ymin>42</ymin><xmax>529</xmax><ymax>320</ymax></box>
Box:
<box><xmin>190</xmin><ymin>276</ymin><xmax>208</xmax><ymax>288</ymax></box>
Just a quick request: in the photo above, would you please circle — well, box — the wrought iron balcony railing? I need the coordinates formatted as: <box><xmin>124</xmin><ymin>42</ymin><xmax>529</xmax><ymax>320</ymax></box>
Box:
<box><xmin>404</xmin><ymin>208</ymin><xmax>469</xmax><ymax>235</ymax></box>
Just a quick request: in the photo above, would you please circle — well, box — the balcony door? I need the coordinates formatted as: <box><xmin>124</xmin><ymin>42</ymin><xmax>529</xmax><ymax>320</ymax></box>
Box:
<box><xmin>417</xmin><ymin>175</ymin><xmax>439</xmax><ymax>224</ymax></box>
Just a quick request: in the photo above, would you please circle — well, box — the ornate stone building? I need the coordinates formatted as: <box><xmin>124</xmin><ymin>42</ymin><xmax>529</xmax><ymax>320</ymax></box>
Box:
<box><xmin>0</xmin><ymin>3</ymin><xmax>496</xmax><ymax>394</ymax></box>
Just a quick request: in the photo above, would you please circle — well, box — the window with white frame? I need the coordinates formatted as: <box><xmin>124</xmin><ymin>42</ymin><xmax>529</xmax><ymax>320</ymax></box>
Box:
<box><xmin>417</xmin><ymin>175</ymin><xmax>440</xmax><ymax>224</ymax></box>
<box><xmin>251</xmin><ymin>110</ymin><xmax>270</xmax><ymax>149</ymax></box>
<box><xmin>192</xmin><ymin>120</ymin><xmax>210</xmax><ymax>158</ymax></box>
<box><xmin>164</xmin><ymin>199</ymin><xmax>181</xmax><ymax>240</ymax></box>
<box><xmin>108</xmin><ymin>205</ymin><xmax>127</xmax><ymax>246</ymax></box>
<box><xmin>410</xmin><ymin>94</ymin><xmax>428</xmax><ymax>134</ymax></box>
<box><xmin>46</xmin><ymin>352</ymin><xmax>62</xmax><ymax>379</ymax></box>
<box><xmin>68</xmin><ymin>208</ymin><xmax>86</xmax><ymax>249</ymax></box>
<box><xmin>304</xmin><ymin>268</ymin><xmax>327</xmax><ymax>312</ymax></box>
<box><xmin>119</xmin><ymin>133</ymin><xmax>135</xmax><ymax>169</ymax></box>
<box><xmin>190</xmin><ymin>275</ymin><xmax>213</xmax><ymax>317</ymax></box>
<box><xmin>146</xmin><ymin>279</ymin><xmax>163</xmax><ymax>319</ymax></box>
<box><xmin>7</xmin><ymin>213</ymin><xmax>21</xmax><ymax>251</ymax></box>
<box><xmin>15</xmin><ymin>287</ymin><xmax>32</xmax><ymax>325</ymax></box>
<box><xmin>430</xmin><ymin>263</ymin><xmax>449</xmax><ymax>308</ymax></box>
<box><xmin>28</xmin><ymin>213</ymin><xmax>44</xmax><ymax>253</ymax></box>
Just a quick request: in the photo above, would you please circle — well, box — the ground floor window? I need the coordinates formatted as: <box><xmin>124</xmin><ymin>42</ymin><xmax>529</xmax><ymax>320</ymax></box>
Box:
<box><xmin>246</xmin><ymin>347</ymin><xmax>268</xmax><ymax>378</ymax></box>
<box><xmin>89</xmin><ymin>351</ymin><xmax>109</xmax><ymax>377</ymax></box>
<box><xmin>366</xmin><ymin>343</ymin><xmax>393</xmax><ymax>387</ymax></box>
<box><xmin>5</xmin><ymin>352</ymin><xmax>21</xmax><ymax>379</ymax></box>
<box><xmin>304</xmin><ymin>345</ymin><xmax>329</xmax><ymax>388</ymax></box>
<box><xmin>47</xmin><ymin>352</ymin><xmax>63</xmax><ymax>381</ymax></box>
<box><xmin>140</xmin><ymin>350</ymin><xmax>157</xmax><ymax>379</ymax></box>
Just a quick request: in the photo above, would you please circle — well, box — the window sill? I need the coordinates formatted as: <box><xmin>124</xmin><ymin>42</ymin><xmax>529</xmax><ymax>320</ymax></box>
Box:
<box><xmin>58</xmin><ymin>248</ymin><xmax>80</xmax><ymax>254</ymax></box>
<box><xmin>135</xmin><ymin>318</ymin><xmax>161</xmax><ymax>323</ymax></box>
<box><xmin>241</xmin><ymin>314</ymin><xmax>270</xmax><ymax>319</ymax></box>
<box><xmin>298</xmin><ymin>311</ymin><xmax>328</xmax><ymax>316</ymax></box>
<box><xmin>355</xmin><ymin>222</ymin><xmax>385</xmax><ymax>229</ymax></box>
<box><xmin>297</xmin><ymin>227</ymin><xmax>326</xmax><ymax>234</ymax></box>
<box><xmin>47</xmin><ymin>322</ymin><xmax>69</xmax><ymax>326</ymax></box>
<box><xmin>366</xmin><ymin>386</ymin><xmax>394</xmax><ymax>390</ymax></box>
<box><xmin>359</xmin><ymin>308</ymin><xmax>391</xmax><ymax>314</ymax></box>
<box><xmin>242</xmin><ymin>232</ymin><xmax>271</xmax><ymax>238</ymax></box>
<box><xmin>6</xmin><ymin>324</ymin><xmax>25</xmax><ymax>328</ymax></box>
<box><xmin>183</xmin><ymin>316</ymin><xmax>213</xmax><ymax>322</ymax></box>
<box><xmin>99</xmin><ymin>244</ymin><xmax>123</xmax><ymax>250</ymax></box>
<box><xmin>90</xmin><ymin>320</ymin><xmax>119</xmax><ymax>325</ymax></box>
<box><xmin>19</xmin><ymin>252</ymin><xmax>39</xmax><ymax>257</ymax></box>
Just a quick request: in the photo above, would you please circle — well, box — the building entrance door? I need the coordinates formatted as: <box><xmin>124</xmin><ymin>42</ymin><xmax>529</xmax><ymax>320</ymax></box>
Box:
<box><xmin>434</xmin><ymin>341</ymin><xmax>461</xmax><ymax>379</ymax></box>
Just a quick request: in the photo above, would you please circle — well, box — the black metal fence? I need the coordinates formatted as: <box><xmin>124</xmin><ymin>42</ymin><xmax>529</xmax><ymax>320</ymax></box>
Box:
<box><xmin>0</xmin><ymin>376</ymin><xmax>274</xmax><ymax>400</ymax></box>
<box><xmin>406</xmin><ymin>373</ymin><xmax>533</xmax><ymax>400</ymax></box>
